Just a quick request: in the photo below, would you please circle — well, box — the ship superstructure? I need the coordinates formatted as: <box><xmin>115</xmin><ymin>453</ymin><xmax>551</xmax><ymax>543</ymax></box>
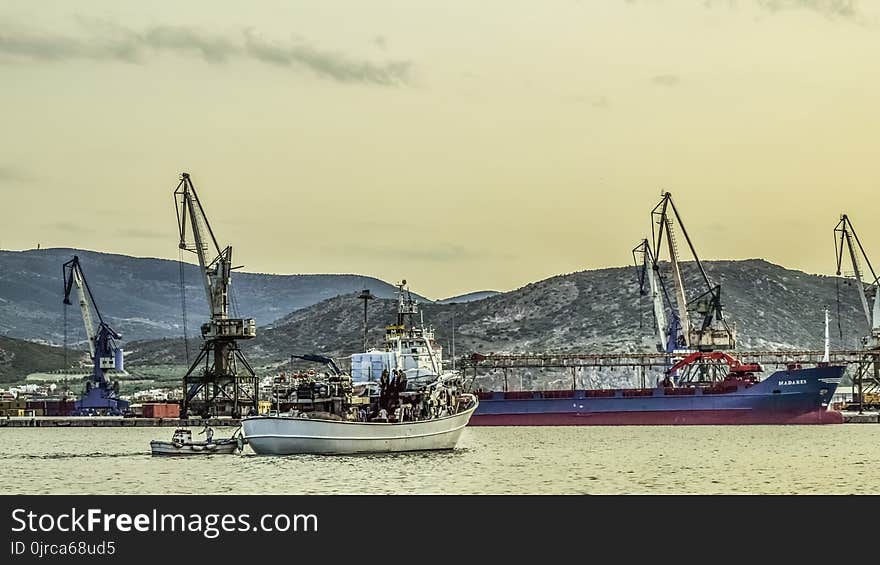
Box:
<box><xmin>350</xmin><ymin>281</ymin><xmax>444</xmax><ymax>383</ymax></box>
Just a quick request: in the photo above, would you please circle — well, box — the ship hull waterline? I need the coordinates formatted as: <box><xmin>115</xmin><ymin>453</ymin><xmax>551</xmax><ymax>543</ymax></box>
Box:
<box><xmin>242</xmin><ymin>399</ymin><xmax>478</xmax><ymax>455</ymax></box>
<box><xmin>469</xmin><ymin>365</ymin><xmax>845</xmax><ymax>426</ymax></box>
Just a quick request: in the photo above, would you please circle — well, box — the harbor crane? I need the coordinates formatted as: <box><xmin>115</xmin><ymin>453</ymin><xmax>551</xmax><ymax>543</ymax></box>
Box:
<box><xmin>174</xmin><ymin>172</ymin><xmax>258</xmax><ymax>418</ymax></box>
<box><xmin>650</xmin><ymin>192</ymin><xmax>735</xmax><ymax>352</ymax></box>
<box><xmin>649</xmin><ymin>192</ymin><xmax>738</xmax><ymax>384</ymax></box>
<box><xmin>62</xmin><ymin>255</ymin><xmax>130</xmax><ymax>415</ymax></box>
<box><xmin>834</xmin><ymin>213</ymin><xmax>880</xmax><ymax>410</ymax></box>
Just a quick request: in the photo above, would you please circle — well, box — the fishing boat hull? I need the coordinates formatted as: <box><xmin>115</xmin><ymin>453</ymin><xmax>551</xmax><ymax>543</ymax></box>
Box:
<box><xmin>150</xmin><ymin>440</ymin><xmax>240</xmax><ymax>456</ymax></box>
<box><xmin>469</xmin><ymin>365</ymin><xmax>845</xmax><ymax>426</ymax></box>
<box><xmin>242</xmin><ymin>398</ymin><xmax>478</xmax><ymax>455</ymax></box>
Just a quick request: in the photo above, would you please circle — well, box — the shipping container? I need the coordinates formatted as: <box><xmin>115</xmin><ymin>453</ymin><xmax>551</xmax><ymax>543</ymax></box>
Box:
<box><xmin>142</xmin><ymin>403</ymin><xmax>180</xmax><ymax>419</ymax></box>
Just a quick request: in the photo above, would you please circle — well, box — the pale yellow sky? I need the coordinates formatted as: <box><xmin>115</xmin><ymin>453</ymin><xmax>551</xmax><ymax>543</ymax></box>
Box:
<box><xmin>2</xmin><ymin>1</ymin><xmax>879</xmax><ymax>298</ymax></box>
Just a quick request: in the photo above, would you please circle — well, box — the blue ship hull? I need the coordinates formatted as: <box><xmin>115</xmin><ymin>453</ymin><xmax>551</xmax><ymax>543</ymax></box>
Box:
<box><xmin>469</xmin><ymin>365</ymin><xmax>845</xmax><ymax>425</ymax></box>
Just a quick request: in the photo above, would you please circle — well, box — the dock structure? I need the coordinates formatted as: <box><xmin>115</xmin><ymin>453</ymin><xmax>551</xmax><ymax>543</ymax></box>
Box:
<box><xmin>458</xmin><ymin>350</ymin><xmax>878</xmax><ymax>394</ymax></box>
<box><xmin>459</xmin><ymin>349</ymin><xmax>874</xmax><ymax>371</ymax></box>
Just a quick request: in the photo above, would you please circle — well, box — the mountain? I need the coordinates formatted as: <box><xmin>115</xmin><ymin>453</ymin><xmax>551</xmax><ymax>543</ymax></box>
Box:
<box><xmin>437</xmin><ymin>291</ymin><xmax>501</xmax><ymax>304</ymax></box>
<box><xmin>0</xmin><ymin>248</ymin><xmax>424</xmax><ymax>345</ymax></box>
<box><xmin>0</xmin><ymin>336</ymin><xmax>69</xmax><ymax>384</ymax></box>
<box><xmin>126</xmin><ymin>259</ymin><xmax>871</xmax><ymax>369</ymax></box>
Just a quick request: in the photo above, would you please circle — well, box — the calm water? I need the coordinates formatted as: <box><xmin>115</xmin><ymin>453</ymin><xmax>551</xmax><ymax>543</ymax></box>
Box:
<box><xmin>1</xmin><ymin>425</ymin><xmax>878</xmax><ymax>494</ymax></box>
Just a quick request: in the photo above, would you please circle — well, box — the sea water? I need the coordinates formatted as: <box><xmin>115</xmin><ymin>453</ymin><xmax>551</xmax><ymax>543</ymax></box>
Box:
<box><xmin>1</xmin><ymin>425</ymin><xmax>877</xmax><ymax>494</ymax></box>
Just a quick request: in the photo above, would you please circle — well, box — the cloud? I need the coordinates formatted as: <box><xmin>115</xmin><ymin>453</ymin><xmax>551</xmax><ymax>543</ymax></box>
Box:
<box><xmin>753</xmin><ymin>0</ymin><xmax>860</xmax><ymax>19</ymax></box>
<box><xmin>693</xmin><ymin>0</ymin><xmax>866</xmax><ymax>21</ymax></box>
<box><xmin>0</xmin><ymin>20</ymin><xmax>412</xmax><ymax>86</ymax></box>
<box><xmin>242</xmin><ymin>31</ymin><xmax>410</xmax><ymax>86</ymax></box>
<box><xmin>651</xmin><ymin>74</ymin><xmax>680</xmax><ymax>86</ymax></box>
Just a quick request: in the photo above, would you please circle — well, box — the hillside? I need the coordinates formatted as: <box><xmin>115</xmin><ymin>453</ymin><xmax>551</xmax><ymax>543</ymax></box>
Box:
<box><xmin>0</xmin><ymin>336</ymin><xmax>70</xmax><ymax>383</ymax></box>
<box><xmin>126</xmin><ymin>259</ymin><xmax>872</xmax><ymax>368</ymax></box>
<box><xmin>0</xmin><ymin>248</ymin><xmax>424</xmax><ymax>345</ymax></box>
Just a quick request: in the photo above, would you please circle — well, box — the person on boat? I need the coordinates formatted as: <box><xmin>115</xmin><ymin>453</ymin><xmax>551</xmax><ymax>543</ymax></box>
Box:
<box><xmin>397</xmin><ymin>369</ymin><xmax>408</xmax><ymax>393</ymax></box>
<box><xmin>379</xmin><ymin>369</ymin><xmax>391</xmax><ymax>411</ymax></box>
<box><xmin>199</xmin><ymin>424</ymin><xmax>215</xmax><ymax>444</ymax></box>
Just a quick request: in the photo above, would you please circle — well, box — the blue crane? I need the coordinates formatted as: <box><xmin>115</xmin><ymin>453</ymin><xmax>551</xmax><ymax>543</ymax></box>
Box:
<box><xmin>62</xmin><ymin>255</ymin><xmax>130</xmax><ymax>415</ymax></box>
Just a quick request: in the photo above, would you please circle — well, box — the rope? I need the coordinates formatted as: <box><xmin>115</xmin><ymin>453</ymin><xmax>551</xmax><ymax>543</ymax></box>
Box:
<box><xmin>836</xmin><ymin>277</ymin><xmax>843</xmax><ymax>343</ymax></box>
<box><xmin>178</xmin><ymin>249</ymin><xmax>190</xmax><ymax>366</ymax></box>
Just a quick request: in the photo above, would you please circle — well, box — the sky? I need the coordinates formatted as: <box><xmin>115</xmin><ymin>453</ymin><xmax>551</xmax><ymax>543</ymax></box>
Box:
<box><xmin>1</xmin><ymin>1</ymin><xmax>879</xmax><ymax>299</ymax></box>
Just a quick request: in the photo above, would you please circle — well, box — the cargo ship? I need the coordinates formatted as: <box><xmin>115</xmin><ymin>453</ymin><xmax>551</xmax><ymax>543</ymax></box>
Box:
<box><xmin>469</xmin><ymin>352</ymin><xmax>845</xmax><ymax>425</ymax></box>
<box><xmin>464</xmin><ymin>192</ymin><xmax>838</xmax><ymax>425</ymax></box>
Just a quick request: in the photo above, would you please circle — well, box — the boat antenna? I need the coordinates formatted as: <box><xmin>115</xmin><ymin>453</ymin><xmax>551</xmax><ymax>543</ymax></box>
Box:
<box><xmin>452</xmin><ymin>309</ymin><xmax>456</xmax><ymax>372</ymax></box>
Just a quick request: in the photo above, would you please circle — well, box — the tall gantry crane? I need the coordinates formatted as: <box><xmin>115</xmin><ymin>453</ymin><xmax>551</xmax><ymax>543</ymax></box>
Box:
<box><xmin>834</xmin><ymin>213</ymin><xmax>880</xmax><ymax>410</ymax></box>
<box><xmin>62</xmin><ymin>255</ymin><xmax>130</xmax><ymax>415</ymax></box>
<box><xmin>174</xmin><ymin>172</ymin><xmax>258</xmax><ymax>418</ymax></box>
<box><xmin>649</xmin><ymin>192</ymin><xmax>737</xmax><ymax>383</ymax></box>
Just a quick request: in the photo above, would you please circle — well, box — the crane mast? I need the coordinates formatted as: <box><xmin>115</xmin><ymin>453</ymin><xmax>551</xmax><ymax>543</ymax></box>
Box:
<box><xmin>62</xmin><ymin>255</ymin><xmax>129</xmax><ymax>415</ymax></box>
<box><xmin>651</xmin><ymin>192</ymin><xmax>735</xmax><ymax>353</ymax></box>
<box><xmin>174</xmin><ymin>172</ymin><xmax>258</xmax><ymax>418</ymax></box>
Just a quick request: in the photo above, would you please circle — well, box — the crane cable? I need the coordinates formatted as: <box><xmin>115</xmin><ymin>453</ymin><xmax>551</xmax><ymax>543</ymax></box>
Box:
<box><xmin>63</xmin><ymin>300</ymin><xmax>68</xmax><ymax>367</ymax></box>
<box><xmin>178</xmin><ymin>249</ymin><xmax>190</xmax><ymax>366</ymax></box>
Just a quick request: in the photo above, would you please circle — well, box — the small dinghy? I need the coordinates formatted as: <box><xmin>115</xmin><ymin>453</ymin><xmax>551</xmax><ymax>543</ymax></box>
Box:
<box><xmin>150</xmin><ymin>427</ymin><xmax>244</xmax><ymax>456</ymax></box>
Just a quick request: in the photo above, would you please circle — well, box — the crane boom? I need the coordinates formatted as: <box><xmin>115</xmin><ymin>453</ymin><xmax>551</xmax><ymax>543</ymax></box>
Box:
<box><xmin>633</xmin><ymin>239</ymin><xmax>668</xmax><ymax>352</ymax></box>
<box><xmin>175</xmin><ymin>173</ymin><xmax>235</xmax><ymax>325</ymax></box>
<box><xmin>834</xmin><ymin>214</ymin><xmax>880</xmax><ymax>331</ymax></box>
<box><xmin>63</xmin><ymin>259</ymin><xmax>98</xmax><ymax>358</ymax></box>
<box><xmin>835</xmin><ymin>214</ymin><xmax>880</xmax><ymax>341</ymax></box>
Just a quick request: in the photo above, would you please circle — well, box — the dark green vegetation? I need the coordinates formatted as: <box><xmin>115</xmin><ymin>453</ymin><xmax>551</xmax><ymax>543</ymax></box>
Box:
<box><xmin>0</xmin><ymin>336</ymin><xmax>70</xmax><ymax>383</ymax></box>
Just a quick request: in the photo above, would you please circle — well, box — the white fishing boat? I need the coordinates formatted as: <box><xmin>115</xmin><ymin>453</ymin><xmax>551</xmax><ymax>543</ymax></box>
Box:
<box><xmin>150</xmin><ymin>427</ymin><xmax>243</xmax><ymax>456</ymax></box>
<box><xmin>243</xmin><ymin>391</ymin><xmax>477</xmax><ymax>455</ymax></box>
<box><xmin>243</xmin><ymin>280</ymin><xmax>477</xmax><ymax>455</ymax></box>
